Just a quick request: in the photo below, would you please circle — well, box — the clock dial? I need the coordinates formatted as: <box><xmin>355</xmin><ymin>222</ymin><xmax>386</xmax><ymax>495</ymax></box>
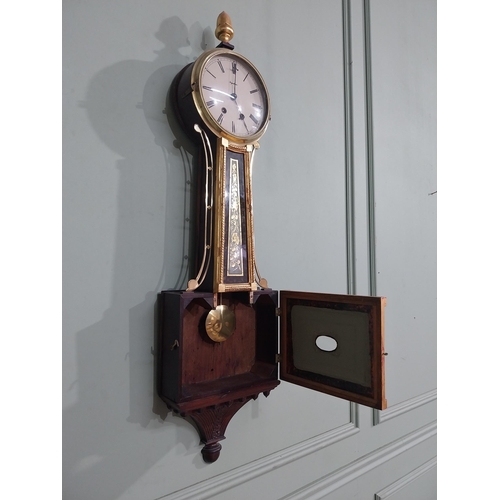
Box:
<box><xmin>199</xmin><ymin>53</ymin><xmax>269</xmax><ymax>139</ymax></box>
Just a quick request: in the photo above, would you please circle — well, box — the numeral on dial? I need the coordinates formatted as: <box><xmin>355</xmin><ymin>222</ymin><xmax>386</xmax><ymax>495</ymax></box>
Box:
<box><xmin>217</xmin><ymin>60</ymin><xmax>225</xmax><ymax>73</ymax></box>
<box><xmin>206</xmin><ymin>100</ymin><xmax>215</xmax><ymax>109</ymax></box>
<box><xmin>249</xmin><ymin>114</ymin><xmax>259</xmax><ymax>125</ymax></box>
<box><xmin>232</xmin><ymin>121</ymin><xmax>235</xmax><ymax>133</ymax></box>
<box><xmin>217</xmin><ymin>113</ymin><xmax>224</xmax><ymax>124</ymax></box>
<box><xmin>250</xmin><ymin>89</ymin><xmax>259</xmax><ymax>94</ymax></box>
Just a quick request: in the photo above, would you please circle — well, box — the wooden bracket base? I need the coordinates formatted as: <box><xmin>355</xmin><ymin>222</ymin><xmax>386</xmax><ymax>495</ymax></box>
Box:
<box><xmin>166</xmin><ymin>390</ymin><xmax>275</xmax><ymax>463</ymax></box>
<box><xmin>158</xmin><ymin>290</ymin><xmax>280</xmax><ymax>462</ymax></box>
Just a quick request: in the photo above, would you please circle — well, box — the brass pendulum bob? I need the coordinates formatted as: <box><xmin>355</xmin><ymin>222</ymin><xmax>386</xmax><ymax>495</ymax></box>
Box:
<box><xmin>205</xmin><ymin>303</ymin><xmax>236</xmax><ymax>342</ymax></box>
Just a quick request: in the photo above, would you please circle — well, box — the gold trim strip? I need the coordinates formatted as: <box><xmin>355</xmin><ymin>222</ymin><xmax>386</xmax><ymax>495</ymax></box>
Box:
<box><xmin>244</xmin><ymin>147</ymin><xmax>256</xmax><ymax>286</ymax></box>
<box><xmin>213</xmin><ymin>138</ymin><xmax>226</xmax><ymax>291</ymax></box>
<box><xmin>186</xmin><ymin>124</ymin><xmax>214</xmax><ymax>291</ymax></box>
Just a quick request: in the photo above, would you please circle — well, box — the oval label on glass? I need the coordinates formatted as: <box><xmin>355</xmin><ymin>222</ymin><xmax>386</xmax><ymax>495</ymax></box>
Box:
<box><xmin>315</xmin><ymin>335</ymin><xmax>338</xmax><ymax>352</ymax></box>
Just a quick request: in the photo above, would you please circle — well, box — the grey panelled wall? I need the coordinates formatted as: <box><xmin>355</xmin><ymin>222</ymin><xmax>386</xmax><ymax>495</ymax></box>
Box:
<box><xmin>62</xmin><ymin>1</ymin><xmax>436</xmax><ymax>499</ymax></box>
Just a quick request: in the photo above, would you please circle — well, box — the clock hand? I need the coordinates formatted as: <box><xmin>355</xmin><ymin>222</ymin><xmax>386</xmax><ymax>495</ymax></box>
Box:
<box><xmin>231</xmin><ymin>93</ymin><xmax>239</xmax><ymax>109</ymax></box>
<box><xmin>230</xmin><ymin>61</ymin><xmax>237</xmax><ymax>95</ymax></box>
<box><xmin>206</xmin><ymin>87</ymin><xmax>241</xmax><ymax>110</ymax></box>
<box><xmin>239</xmin><ymin>113</ymin><xmax>249</xmax><ymax>133</ymax></box>
<box><xmin>203</xmin><ymin>87</ymin><xmax>233</xmax><ymax>100</ymax></box>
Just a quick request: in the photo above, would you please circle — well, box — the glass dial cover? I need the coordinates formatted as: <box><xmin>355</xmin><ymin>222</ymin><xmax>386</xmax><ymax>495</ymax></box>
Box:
<box><xmin>193</xmin><ymin>49</ymin><xmax>270</xmax><ymax>142</ymax></box>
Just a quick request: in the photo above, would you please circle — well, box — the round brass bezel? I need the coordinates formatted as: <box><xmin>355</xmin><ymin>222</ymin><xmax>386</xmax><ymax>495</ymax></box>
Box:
<box><xmin>191</xmin><ymin>48</ymin><xmax>271</xmax><ymax>145</ymax></box>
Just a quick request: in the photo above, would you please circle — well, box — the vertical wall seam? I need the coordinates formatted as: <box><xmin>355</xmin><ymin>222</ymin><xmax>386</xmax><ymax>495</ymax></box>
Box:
<box><xmin>363</xmin><ymin>0</ymin><xmax>380</xmax><ymax>427</ymax></box>
<box><xmin>342</xmin><ymin>0</ymin><xmax>356</xmax><ymax>295</ymax></box>
<box><xmin>363</xmin><ymin>0</ymin><xmax>377</xmax><ymax>297</ymax></box>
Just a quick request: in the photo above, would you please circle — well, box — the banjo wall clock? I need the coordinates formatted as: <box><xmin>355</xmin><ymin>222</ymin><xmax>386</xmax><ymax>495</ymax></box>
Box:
<box><xmin>158</xmin><ymin>12</ymin><xmax>387</xmax><ymax>463</ymax></box>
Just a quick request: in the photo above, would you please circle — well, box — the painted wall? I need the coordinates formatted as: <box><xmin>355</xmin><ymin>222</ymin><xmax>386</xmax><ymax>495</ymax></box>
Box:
<box><xmin>62</xmin><ymin>1</ymin><xmax>436</xmax><ymax>498</ymax></box>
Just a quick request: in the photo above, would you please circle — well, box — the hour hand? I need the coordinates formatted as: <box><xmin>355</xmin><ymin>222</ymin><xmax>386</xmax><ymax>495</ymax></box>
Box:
<box><xmin>239</xmin><ymin>113</ymin><xmax>249</xmax><ymax>133</ymax></box>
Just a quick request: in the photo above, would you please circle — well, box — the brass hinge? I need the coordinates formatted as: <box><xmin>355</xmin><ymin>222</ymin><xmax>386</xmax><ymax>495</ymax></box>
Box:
<box><xmin>276</xmin><ymin>307</ymin><xmax>281</xmax><ymax>316</ymax></box>
<box><xmin>275</xmin><ymin>354</ymin><xmax>281</xmax><ymax>363</ymax></box>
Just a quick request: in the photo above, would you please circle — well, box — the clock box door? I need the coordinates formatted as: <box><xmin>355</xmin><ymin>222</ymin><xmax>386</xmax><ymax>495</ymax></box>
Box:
<box><xmin>279</xmin><ymin>291</ymin><xmax>387</xmax><ymax>410</ymax></box>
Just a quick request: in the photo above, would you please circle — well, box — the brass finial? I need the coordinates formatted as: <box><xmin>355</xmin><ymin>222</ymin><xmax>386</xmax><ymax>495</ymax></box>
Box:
<box><xmin>215</xmin><ymin>11</ymin><xmax>234</xmax><ymax>43</ymax></box>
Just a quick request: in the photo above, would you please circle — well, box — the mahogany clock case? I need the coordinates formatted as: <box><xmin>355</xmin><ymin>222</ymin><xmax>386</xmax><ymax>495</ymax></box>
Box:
<box><xmin>158</xmin><ymin>12</ymin><xmax>387</xmax><ymax>465</ymax></box>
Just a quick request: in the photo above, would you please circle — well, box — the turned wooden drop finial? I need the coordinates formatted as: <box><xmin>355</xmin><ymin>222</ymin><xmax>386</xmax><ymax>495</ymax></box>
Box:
<box><xmin>215</xmin><ymin>11</ymin><xmax>234</xmax><ymax>43</ymax></box>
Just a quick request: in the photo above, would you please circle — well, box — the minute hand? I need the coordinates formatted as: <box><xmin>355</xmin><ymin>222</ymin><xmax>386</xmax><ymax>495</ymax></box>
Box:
<box><xmin>203</xmin><ymin>87</ymin><xmax>233</xmax><ymax>99</ymax></box>
<box><xmin>231</xmin><ymin>62</ymin><xmax>237</xmax><ymax>94</ymax></box>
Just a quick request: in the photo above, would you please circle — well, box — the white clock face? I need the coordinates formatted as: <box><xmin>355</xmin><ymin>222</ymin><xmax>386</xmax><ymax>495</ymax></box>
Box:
<box><xmin>199</xmin><ymin>54</ymin><xmax>269</xmax><ymax>139</ymax></box>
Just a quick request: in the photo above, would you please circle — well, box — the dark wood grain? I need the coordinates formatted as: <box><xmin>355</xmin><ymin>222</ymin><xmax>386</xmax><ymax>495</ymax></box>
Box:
<box><xmin>181</xmin><ymin>297</ymin><xmax>257</xmax><ymax>386</ymax></box>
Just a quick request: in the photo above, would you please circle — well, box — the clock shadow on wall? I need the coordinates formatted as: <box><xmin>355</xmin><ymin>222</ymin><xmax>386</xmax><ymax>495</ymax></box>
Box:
<box><xmin>64</xmin><ymin>17</ymin><xmax>220</xmax><ymax>498</ymax></box>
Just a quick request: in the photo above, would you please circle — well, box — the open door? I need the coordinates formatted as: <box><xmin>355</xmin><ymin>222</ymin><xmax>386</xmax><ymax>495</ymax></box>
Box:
<box><xmin>280</xmin><ymin>291</ymin><xmax>387</xmax><ymax>410</ymax></box>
